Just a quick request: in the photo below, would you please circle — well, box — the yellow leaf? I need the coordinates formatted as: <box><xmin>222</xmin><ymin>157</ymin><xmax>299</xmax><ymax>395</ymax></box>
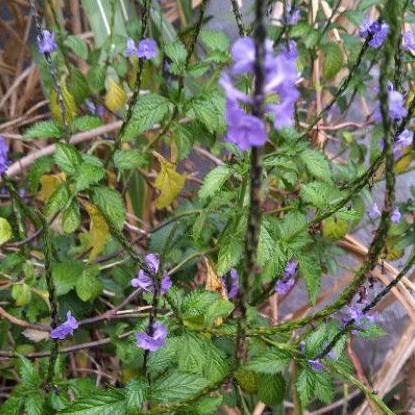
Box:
<box><xmin>85</xmin><ymin>202</ymin><xmax>110</xmax><ymax>261</ymax></box>
<box><xmin>104</xmin><ymin>79</ymin><xmax>127</xmax><ymax>112</ymax></box>
<box><xmin>0</xmin><ymin>217</ymin><xmax>12</xmax><ymax>245</ymax></box>
<box><xmin>50</xmin><ymin>82</ymin><xmax>77</xmax><ymax>124</ymax></box>
<box><xmin>37</xmin><ymin>173</ymin><xmax>66</xmax><ymax>202</ymax></box>
<box><xmin>204</xmin><ymin>257</ymin><xmax>228</xmax><ymax>300</ymax></box>
<box><xmin>394</xmin><ymin>146</ymin><xmax>413</xmax><ymax>173</ymax></box>
<box><xmin>154</xmin><ymin>152</ymin><xmax>186</xmax><ymax>209</ymax></box>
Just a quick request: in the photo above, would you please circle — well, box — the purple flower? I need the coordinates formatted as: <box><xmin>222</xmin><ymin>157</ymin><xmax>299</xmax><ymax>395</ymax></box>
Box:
<box><xmin>38</xmin><ymin>29</ymin><xmax>57</xmax><ymax>54</ymax></box>
<box><xmin>224</xmin><ymin>100</ymin><xmax>267</xmax><ymax>151</ymax></box>
<box><xmin>219</xmin><ymin>73</ymin><xmax>251</xmax><ymax>104</ymax></box>
<box><xmin>131</xmin><ymin>253</ymin><xmax>172</xmax><ymax>295</ymax></box>
<box><xmin>343</xmin><ymin>304</ymin><xmax>376</xmax><ymax>332</ymax></box>
<box><xmin>221</xmin><ymin>268</ymin><xmax>239</xmax><ymax>299</ymax></box>
<box><xmin>275</xmin><ymin>277</ymin><xmax>295</xmax><ymax>295</ymax></box>
<box><xmin>391</xmin><ymin>207</ymin><xmax>401</xmax><ymax>224</ymax></box>
<box><xmin>137</xmin><ymin>38</ymin><xmax>158</xmax><ymax>60</ymax></box>
<box><xmin>394</xmin><ymin>129</ymin><xmax>413</xmax><ymax>158</ymax></box>
<box><xmin>136</xmin><ymin>321</ymin><xmax>167</xmax><ymax>351</ymax></box>
<box><xmin>125</xmin><ymin>38</ymin><xmax>137</xmax><ymax>57</ymax></box>
<box><xmin>403</xmin><ymin>31</ymin><xmax>415</xmax><ymax>51</ymax></box>
<box><xmin>0</xmin><ymin>136</ymin><xmax>8</xmax><ymax>174</ymax></box>
<box><xmin>286</xmin><ymin>2</ymin><xmax>300</xmax><ymax>25</ymax></box>
<box><xmin>388</xmin><ymin>90</ymin><xmax>408</xmax><ymax>121</ymax></box>
<box><xmin>359</xmin><ymin>19</ymin><xmax>389</xmax><ymax>48</ymax></box>
<box><xmin>284</xmin><ymin>260</ymin><xmax>297</xmax><ymax>279</ymax></box>
<box><xmin>367</xmin><ymin>202</ymin><xmax>381</xmax><ymax>220</ymax></box>
<box><xmin>50</xmin><ymin>311</ymin><xmax>78</xmax><ymax>340</ymax></box>
<box><xmin>308</xmin><ymin>359</ymin><xmax>324</xmax><ymax>371</ymax></box>
<box><xmin>231</xmin><ymin>37</ymin><xmax>257</xmax><ymax>75</ymax></box>
<box><xmin>280</xmin><ymin>40</ymin><xmax>298</xmax><ymax>60</ymax></box>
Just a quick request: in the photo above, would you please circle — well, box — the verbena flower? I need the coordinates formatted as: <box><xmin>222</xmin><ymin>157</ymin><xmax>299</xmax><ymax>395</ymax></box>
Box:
<box><xmin>308</xmin><ymin>359</ymin><xmax>324</xmax><ymax>371</ymax></box>
<box><xmin>0</xmin><ymin>136</ymin><xmax>8</xmax><ymax>174</ymax></box>
<box><xmin>342</xmin><ymin>303</ymin><xmax>376</xmax><ymax>333</ymax></box>
<box><xmin>136</xmin><ymin>321</ymin><xmax>167</xmax><ymax>351</ymax></box>
<box><xmin>284</xmin><ymin>260</ymin><xmax>297</xmax><ymax>279</ymax></box>
<box><xmin>131</xmin><ymin>253</ymin><xmax>172</xmax><ymax>295</ymax></box>
<box><xmin>38</xmin><ymin>29</ymin><xmax>57</xmax><ymax>54</ymax></box>
<box><xmin>367</xmin><ymin>202</ymin><xmax>381</xmax><ymax>220</ymax></box>
<box><xmin>374</xmin><ymin>82</ymin><xmax>407</xmax><ymax>123</ymax></box>
<box><xmin>137</xmin><ymin>38</ymin><xmax>158</xmax><ymax>59</ymax></box>
<box><xmin>285</xmin><ymin>2</ymin><xmax>301</xmax><ymax>25</ymax></box>
<box><xmin>394</xmin><ymin>129</ymin><xmax>413</xmax><ymax>158</ymax></box>
<box><xmin>359</xmin><ymin>18</ymin><xmax>389</xmax><ymax>48</ymax></box>
<box><xmin>221</xmin><ymin>37</ymin><xmax>299</xmax><ymax>151</ymax></box>
<box><xmin>275</xmin><ymin>260</ymin><xmax>297</xmax><ymax>295</ymax></box>
<box><xmin>125</xmin><ymin>38</ymin><xmax>137</xmax><ymax>57</ymax></box>
<box><xmin>50</xmin><ymin>311</ymin><xmax>78</xmax><ymax>340</ymax></box>
<box><xmin>403</xmin><ymin>31</ymin><xmax>415</xmax><ymax>51</ymax></box>
<box><xmin>391</xmin><ymin>207</ymin><xmax>401</xmax><ymax>224</ymax></box>
<box><xmin>221</xmin><ymin>268</ymin><xmax>239</xmax><ymax>299</ymax></box>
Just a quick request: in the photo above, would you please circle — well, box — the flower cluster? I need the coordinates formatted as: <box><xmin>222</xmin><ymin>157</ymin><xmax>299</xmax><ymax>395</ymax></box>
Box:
<box><xmin>50</xmin><ymin>311</ymin><xmax>79</xmax><ymax>340</ymax></box>
<box><xmin>37</xmin><ymin>29</ymin><xmax>57</xmax><ymax>54</ymax></box>
<box><xmin>220</xmin><ymin>37</ymin><xmax>299</xmax><ymax>151</ymax></box>
<box><xmin>359</xmin><ymin>18</ymin><xmax>389</xmax><ymax>48</ymax></box>
<box><xmin>403</xmin><ymin>31</ymin><xmax>415</xmax><ymax>52</ymax></box>
<box><xmin>367</xmin><ymin>203</ymin><xmax>401</xmax><ymax>224</ymax></box>
<box><xmin>131</xmin><ymin>253</ymin><xmax>172</xmax><ymax>295</ymax></box>
<box><xmin>373</xmin><ymin>82</ymin><xmax>407</xmax><ymax>124</ymax></box>
<box><xmin>126</xmin><ymin>38</ymin><xmax>158</xmax><ymax>60</ymax></box>
<box><xmin>275</xmin><ymin>259</ymin><xmax>297</xmax><ymax>295</ymax></box>
<box><xmin>136</xmin><ymin>321</ymin><xmax>167</xmax><ymax>351</ymax></box>
<box><xmin>0</xmin><ymin>136</ymin><xmax>8</xmax><ymax>175</ymax></box>
<box><xmin>341</xmin><ymin>302</ymin><xmax>376</xmax><ymax>334</ymax></box>
<box><xmin>284</xmin><ymin>2</ymin><xmax>300</xmax><ymax>25</ymax></box>
<box><xmin>221</xmin><ymin>268</ymin><xmax>239</xmax><ymax>299</ymax></box>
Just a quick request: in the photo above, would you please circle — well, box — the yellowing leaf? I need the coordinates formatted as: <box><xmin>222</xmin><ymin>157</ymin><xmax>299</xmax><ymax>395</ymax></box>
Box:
<box><xmin>37</xmin><ymin>173</ymin><xmax>66</xmax><ymax>202</ymax></box>
<box><xmin>0</xmin><ymin>217</ymin><xmax>12</xmax><ymax>245</ymax></box>
<box><xmin>394</xmin><ymin>146</ymin><xmax>413</xmax><ymax>173</ymax></box>
<box><xmin>50</xmin><ymin>82</ymin><xmax>77</xmax><ymax>124</ymax></box>
<box><xmin>154</xmin><ymin>152</ymin><xmax>186</xmax><ymax>209</ymax></box>
<box><xmin>104</xmin><ymin>79</ymin><xmax>127</xmax><ymax>112</ymax></box>
<box><xmin>322</xmin><ymin>217</ymin><xmax>348</xmax><ymax>240</ymax></box>
<box><xmin>85</xmin><ymin>202</ymin><xmax>110</xmax><ymax>261</ymax></box>
<box><xmin>204</xmin><ymin>257</ymin><xmax>227</xmax><ymax>300</ymax></box>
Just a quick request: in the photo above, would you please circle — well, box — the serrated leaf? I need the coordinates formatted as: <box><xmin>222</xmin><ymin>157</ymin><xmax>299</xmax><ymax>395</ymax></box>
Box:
<box><xmin>296</xmin><ymin>368</ymin><xmax>316</xmax><ymax>407</ymax></box>
<box><xmin>24</xmin><ymin>392</ymin><xmax>45</xmax><ymax>415</ymax></box>
<box><xmin>18</xmin><ymin>356</ymin><xmax>40</xmax><ymax>388</ymax></box>
<box><xmin>164</xmin><ymin>41</ymin><xmax>187</xmax><ymax>67</ymax></box>
<box><xmin>298</xmin><ymin>253</ymin><xmax>322</xmax><ymax>304</ymax></box>
<box><xmin>314</xmin><ymin>371</ymin><xmax>335</xmax><ymax>403</ymax></box>
<box><xmin>104</xmin><ymin>79</ymin><xmax>127</xmax><ymax>112</ymax></box>
<box><xmin>323</xmin><ymin>42</ymin><xmax>343</xmax><ymax>80</ymax></box>
<box><xmin>189</xmin><ymin>93</ymin><xmax>225</xmax><ymax>134</ymax></box>
<box><xmin>50</xmin><ymin>82</ymin><xmax>77</xmax><ymax>124</ymax></box>
<box><xmin>181</xmin><ymin>290</ymin><xmax>218</xmax><ymax>317</ymax></box>
<box><xmin>85</xmin><ymin>202</ymin><xmax>110</xmax><ymax>261</ymax></box>
<box><xmin>53</xmin><ymin>260</ymin><xmax>84</xmax><ymax>296</ymax></box>
<box><xmin>12</xmin><ymin>284</ymin><xmax>32</xmax><ymax>306</ymax></box>
<box><xmin>300</xmin><ymin>181</ymin><xmax>342</xmax><ymax>209</ymax></box>
<box><xmin>300</xmin><ymin>149</ymin><xmax>333</xmax><ymax>183</ymax></box>
<box><xmin>0</xmin><ymin>396</ymin><xmax>22</xmax><ymax>415</ymax></box>
<box><xmin>76</xmin><ymin>265</ymin><xmax>102</xmax><ymax>302</ymax></box>
<box><xmin>257</xmin><ymin>373</ymin><xmax>286</xmax><ymax>406</ymax></box>
<box><xmin>75</xmin><ymin>162</ymin><xmax>105</xmax><ymax>191</ymax></box>
<box><xmin>199</xmin><ymin>165</ymin><xmax>233</xmax><ymax>200</ymax></box>
<box><xmin>37</xmin><ymin>173</ymin><xmax>66</xmax><ymax>202</ymax></box>
<box><xmin>58</xmin><ymin>389</ymin><xmax>126</xmax><ymax>415</ymax></box>
<box><xmin>200</xmin><ymin>30</ymin><xmax>230</xmax><ymax>51</ymax></box>
<box><xmin>113</xmin><ymin>149</ymin><xmax>147</xmax><ymax>170</ymax></box>
<box><xmin>151</xmin><ymin>373</ymin><xmax>209</xmax><ymax>403</ymax></box>
<box><xmin>217</xmin><ymin>228</ymin><xmax>244</xmax><ymax>276</ymax></box>
<box><xmin>91</xmin><ymin>187</ymin><xmax>125</xmax><ymax>230</ymax></box>
<box><xmin>125</xmin><ymin>378</ymin><xmax>147</xmax><ymax>413</ymax></box>
<box><xmin>65</xmin><ymin>35</ymin><xmax>88</xmax><ymax>60</ymax></box>
<box><xmin>71</xmin><ymin>115</ymin><xmax>103</xmax><ymax>132</ymax></box>
<box><xmin>45</xmin><ymin>182</ymin><xmax>70</xmax><ymax>218</ymax></box>
<box><xmin>0</xmin><ymin>217</ymin><xmax>12</xmax><ymax>245</ymax></box>
<box><xmin>120</xmin><ymin>94</ymin><xmax>171</xmax><ymax>141</ymax></box>
<box><xmin>29</xmin><ymin>156</ymin><xmax>54</xmax><ymax>192</ymax></box>
<box><xmin>154</xmin><ymin>153</ymin><xmax>186</xmax><ymax>209</ymax></box>
<box><xmin>62</xmin><ymin>199</ymin><xmax>81</xmax><ymax>233</ymax></box>
<box><xmin>245</xmin><ymin>349</ymin><xmax>291</xmax><ymax>374</ymax></box>
<box><xmin>68</xmin><ymin>66</ymin><xmax>90</xmax><ymax>105</ymax></box>
<box><xmin>87</xmin><ymin>66</ymin><xmax>106</xmax><ymax>93</ymax></box>
<box><xmin>23</xmin><ymin>121</ymin><xmax>63</xmax><ymax>139</ymax></box>
<box><xmin>322</xmin><ymin>217</ymin><xmax>348</xmax><ymax>240</ymax></box>
<box><xmin>55</xmin><ymin>143</ymin><xmax>83</xmax><ymax>175</ymax></box>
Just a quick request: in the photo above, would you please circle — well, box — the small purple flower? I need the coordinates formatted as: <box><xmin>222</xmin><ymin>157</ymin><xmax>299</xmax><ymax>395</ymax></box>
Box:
<box><xmin>0</xmin><ymin>136</ymin><xmax>8</xmax><ymax>174</ymax></box>
<box><xmin>308</xmin><ymin>359</ymin><xmax>324</xmax><ymax>371</ymax></box>
<box><xmin>391</xmin><ymin>207</ymin><xmax>401</xmax><ymax>224</ymax></box>
<box><xmin>50</xmin><ymin>311</ymin><xmax>78</xmax><ymax>340</ymax></box>
<box><xmin>343</xmin><ymin>304</ymin><xmax>376</xmax><ymax>332</ymax></box>
<box><xmin>231</xmin><ymin>37</ymin><xmax>257</xmax><ymax>75</ymax></box>
<box><xmin>275</xmin><ymin>277</ymin><xmax>295</xmax><ymax>295</ymax></box>
<box><xmin>136</xmin><ymin>321</ymin><xmax>167</xmax><ymax>351</ymax></box>
<box><xmin>38</xmin><ymin>29</ymin><xmax>57</xmax><ymax>54</ymax></box>
<box><xmin>131</xmin><ymin>253</ymin><xmax>172</xmax><ymax>295</ymax></box>
<box><xmin>359</xmin><ymin>19</ymin><xmax>389</xmax><ymax>48</ymax></box>
<box><xmin>284</xmin><ymin>260</ymin><xmax>298</xmax><ymax>279</ymax></box>
<box><xmin>367</xmin><ymin>203</ymin><xmax>381</xmax><ymax>220</ymax></box>
<box><xmin>137</xmin><ymin>38</ymin><xmax>158</xmax><ymax>60</ymax></box>
<box><xmin>125</xmin><ymin>38</ymin><xmax>137</xmax><ymax>57</ymax></box>
<box><xmin>285</xmin><ymin>2</ymin><xmax>301</xmax><ymax>25</ymax></box>
<box><xmin>280</xmin><ymin>40</ymin><xmax>298</xmax><ymax>60</ymax></box>
<box><xmin>388</xmin><ymin>90</ymin><xmax>407</xmax><ymax>121</ymax></box>
<box><xmin>403</xmin><ymin>31</ymin><xmax>415</xmax><ymax>51</ymax></box>
<box><xmin>221</xmin><ymin>268</ymin><xmax>239</xmax><ymax>299</ymax></box>
<box><xmin>394</xmin><ymin>129</ymin><xmax>413</xmax><ymax>158</ymax></box>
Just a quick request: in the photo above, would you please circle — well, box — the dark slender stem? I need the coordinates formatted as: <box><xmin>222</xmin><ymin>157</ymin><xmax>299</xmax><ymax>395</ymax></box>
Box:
<box><xmin>230</xmin><ymin>0</ymin><xmax>246</xmax><ymax>37</ymax></box>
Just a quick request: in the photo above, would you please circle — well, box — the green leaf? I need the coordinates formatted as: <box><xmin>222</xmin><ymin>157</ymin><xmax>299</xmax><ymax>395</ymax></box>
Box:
<box><xmin>68</xmin><ymin>66</ymin><xmax>90</xmax><ymax>105</ymax></box>
<box><xmin>28</xmin><ymin>156</ymin><xmax>54</xmax><ymax>192</ymax></box>
<box><xmin>199</xmin><ymin>165</ymin><xmax>233</xmax><ymax>200</ymax></box>
<box><xmin>0</xmin><ymin>396</ymin><xmax>22</xmax><ymax>415</ymax></box>
<box><xmin>74</xmin><ymin>162</ymin><xmax>105</xmax><ymax>191</ymax></box>
<box><xmin>245</xmin><ymin>349</ymin><xmax>291</xmax><ymax>374</ymax></box>
<box><xmin>296</xmin><ymin>368</ymin><xmax>316</xmax><ymax>407</ymax></box>
<box><xmin>24</xmin><ymin>393</ymin><xmax>45</xmax><ymax>415</ymax></box>
<box><xmin>91</xmin><ymin>186</ymin><xmax>125</xmax><ymax>230</ymax></box>
<box><xmin>200</xmin><ymin>30</ymin><xmax>230</xmax><ymax>51</ymax></box>
<box><xmin>205</xmin><ymin>299</ymin><xmax>234</xmax><ymax>326</ymax></box>
<box><xmin>0</xmin><ymin>217</ymin><xmax>12</xmax><ymax>245</ymax></box>
<box><xmin>257</xmin><ymin>373</ymin><xmax>286</xmax><ymax>406</ymax></box>
<box><xmin>298</xmin><ymin>253</ymin><xmax>322</xmax><ymax>304</ymax></box>
<box><xmin>59</xmin><ymin>389</ymin><xmax>126</xmax><ymax>415</ymax></box>
<box><xmin>125</xmin><ymin>378</ymin><xmax>147</xmax><ymax>414</ymax></box>
<box><xmin>87</xmin><ymin>66</ymin><xmax>106</xmax><ymax>93</ymax></box>
<box><xmin>113</xmin><ymin>149</ymin><xmax>147</xmax><ymax>170</ymax></box>
<box><xmin>323</xmin><ymin>42</ymin><xmax>343</xmax><ymax>80</ymax></box>
<box><xmin>12</xmin><ymin>283</ymin><xmax>32</xmax><ymax>306</ymax></box>
<box><xmin>300</xmin><ymin>181</ymin><xmax>342</xmax><ymax>209</ymax></box>
<box><xmin>62</xmin><ymin>199</ymin><xmax>81</xmax><ymax>234</ymax></box>
<box><xmin>55</xmin><ymin>143</ymin><xmax>83</xmax><ymax>175</ymax></box>
<box><xmin>217</xmin><ymin>227</ymin><xmax>244</xmax><ymax>275</ymax></box>
<box><xmin>164</xmin><ymin>41</ymin><xmax>187</xmax><ymax>74</ymax></box>
<box><xmin>314</xmin><ymin>371</ymin><xmax>335</xmax><ymax>403</ymax></box>
<box><xmin>23</xmin><ymin>121</ymin><xmax>63</xmax><ymax>140</ymax></box>
<box><xmin>181</xmin><ymin>290</ymin><xmax>218</xmax><ymax>317</ymax></box>
<box><xmin>151</xmin><ymin>372</ymin><xmax>209</xmax><ymax>403</ymax></box>
<box><xmin>189</xmin><ymin>93</ymin><xmax>225</xmax><ymax>134</ymax></box>
<box><xmin>65</xmin><ymin>35</ymin><xmax>89</xmax><ymax>60</ymax></box>
<box><xmin>121</xmin><ymin>94</ymin><xmax>171</xmax><ymax>141</ymax></box>
<box><xmin>18</xmin><ymin>356</ymin><xmax>40</xmax><ymax>388</ymax></box>
<box><xmin>45</xmin><ymin>182</ymin><xmax>70</xmax><ymax>218</ymax></box>
<box><xmin>300</xmin><ymin>149</ymin><xmax>333</xmax><ymax>183</ymax></box>
<box><xmin>53</xmin><ymin>260</ymin><xmax>84</xmax><ymax>296</ymax></box>
<box><xmin>71</xmin><ymin>115</ymin><xmax>103</xmax><ymax>132</ymax></box>
<box><xmin>76</xmin><ymin>265</ymin><xmax>103</xmax><ymax>302</ymax></box>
